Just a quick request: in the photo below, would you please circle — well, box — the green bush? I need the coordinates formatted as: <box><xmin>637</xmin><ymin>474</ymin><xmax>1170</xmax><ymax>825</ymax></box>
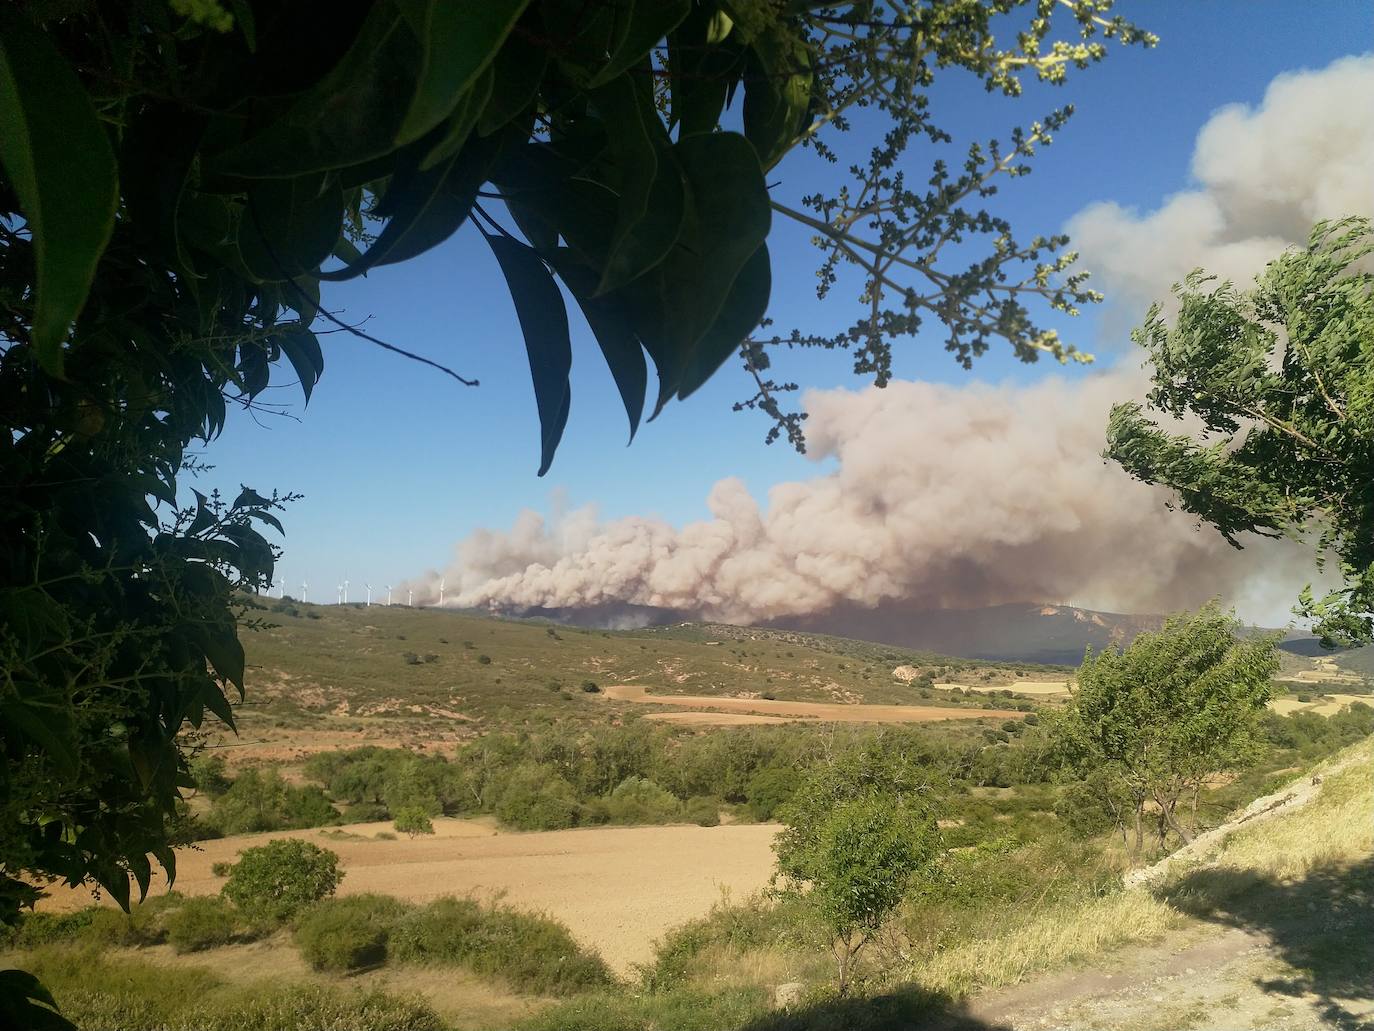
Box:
<box><xmin>683</xmin><ymin>796</ymin><xmax>721</xmax><ymax>827</ymax></box>
<box><xmin>493</xmin><ymin>763</ymin><xmax>582</xmax><ymax>830</ymax></box>
<box><xmin>745</xmin><ymin>764</ymin><xmax>800</xmax><ymax>821</ymax></box>
<box><xmin>207</xmin><ymin>768</ymin><xmax>341</xmax><ymax>835</ymax></box>
<box><xmin>393</xmin><ymin>806</ymin><xmax>435</xmax><ymax>837</ymax></box>
<box><xmin>166</xmin><ymin>896</ymin><xmax>243</xmax><ymax>953</ymax></box>
<box><xmin>294</xmin><ymin>894</ymin><xmax>411</xmax><ymax>972</ymax></box>
<box><xmin>389</xmin><ymin>896</ymin><xmax>612</xmax><ymax>995</ymax></box>
<box><xmin>221</xmin><ymin>839</ymin><xmax>343</xmax><ymax>923</ymax></box>
<box><xmin>581</xmin><ymin>680</ymin><xmax>600</xmax><ymax>693</ymax></box>
<box><xmin>477</xmin><ymin>654</ymin><xmax>492</xmax><ymax>665</ymax></box>
<box><xmin>189</xmin><ymin>754</ymin><xmax>232</xmax><ymax>797</ymax></box>
<box><xmin>604</xmin><ymin>777</ymin><xmax>680</xmax><ymax>825</ymax></box>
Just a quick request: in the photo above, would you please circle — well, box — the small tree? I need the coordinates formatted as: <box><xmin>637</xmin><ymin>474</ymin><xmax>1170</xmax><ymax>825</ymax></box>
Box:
<box><xmin>1050</xmin><ymin>603</ymin><xmax>1277</xmax><ymax>855</ymax></box>
<box><xmin>393</xmin><ymin>807</ymin><xmax>435</xmax><ymax>838</ymax></box>
<box><xmin>221</xmin><ymin>840</ymin><xmax>342</xmax><ymax>924</ymax></box>
<box><xmin>774</xmin><ymin>749</ymin><xmax>940</xmax><ymax>994</ymax></box>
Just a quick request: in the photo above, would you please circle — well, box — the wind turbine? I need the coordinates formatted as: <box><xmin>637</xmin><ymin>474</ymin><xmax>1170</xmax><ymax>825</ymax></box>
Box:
<box><xmin>300</xmin><ymin>581</ymin><xmax>308</xmax><ymax>603</ymax></box>
<box><xmin>335</xmin><ymin>583</ymin><xmax>343</xmax><ymax>605</ymax></box>
<box><xmin>407</xmin><ymin>588</ymin><xmax>413</xmax><ymax>607</ymax></box>
<box><xmin>343</xmin><ymin>578</ymin><xmax>350</xmax><ymax>605</ymax></box>
<box><xmin>385</xmin><ymin>584</ymin><xmax>393</xmax><ymax>606</ymax></box>
<box><xmin>438</xmin><ymin>577</ymin><xmax>446</xmax><ymax>608</ymax></box>
<box><xmin>364</xmin><ymin>582</ymin><xmax>373</xmax><ymax>607</ymax></box>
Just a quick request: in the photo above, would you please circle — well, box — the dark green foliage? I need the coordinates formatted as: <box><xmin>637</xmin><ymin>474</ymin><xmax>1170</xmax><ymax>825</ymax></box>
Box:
<box><xmin>389</xmin><ymin>896</ymin><xmax>613</xmax><ymax>995</ymax></box>
<box><xmin>206</xmin><ymin>768</ymin><xmax>341</xmax><ymax>835</ymax></box>
<box><xmin>165</xmin><ymin>896</ymin><xmax>243</xmax><ymax>954</ymax></box>
<box><xmin>1107</xmin><ymin>219</ymin><xmax>1374</xmax><ymax>644</ymax></box>
<box><xmin>493</xmin><ymin>763</ymin><xmax>582</xmax><ymax>830</ymax></box>
<box><xmin>581</xmin><ymin>680</ymin><xmax>601</xmax><ymax>693</ymax></box>
<box><xmin>188</xmin><ymin>755</ymin><xmax>232</xmax><ymax>798</ymax></box>
<box><xmin>518</xmin><ymin>986</ymin><xmax>771</xmax><ymax>1031</ymax></box>
<box><xmin>393</xmin><ymin>806</ymin><xmax>435</xmax><ymax>837</ymax></box>
<box><xmin>478</xmin><ymin>654</ymin><xmax>493</xmax><ymax>665</ymax></box>
<box><xmin>746</xmin><ymin>764</ymin><xmax>802</xmax><ymax>821</ymax></box>
<box><xmin>294</xmin><ymin>895</ymin><xmax>411</xmax><ymax>972</ymax></box>
<box><xmin>220</xmin><ymin>840</ymin><xmax>342</xmax><ymax>924</ymax></box>
<box><xmin>683</xmin><ymin>797</ymin><xmax>721</xmax><ymax>827</ymax></box>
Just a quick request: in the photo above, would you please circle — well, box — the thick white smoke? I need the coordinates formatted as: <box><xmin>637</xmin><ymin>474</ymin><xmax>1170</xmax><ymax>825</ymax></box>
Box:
<box><xmin>1068</xmin><ymin>53</ymin><xmax>1374</xmax><ymax>337</ymax></box>
<box><xmin>405</xmin><ymin>57</ymin><xmax>1368</xmax><ymax>628</ymax></box>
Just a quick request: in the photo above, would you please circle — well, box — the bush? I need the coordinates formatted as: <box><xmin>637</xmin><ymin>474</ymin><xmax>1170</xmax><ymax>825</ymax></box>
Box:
<box><xmin>294</xmin><ymin>894</ymin><xmax>411</xmax><ymax>972</ymax></box>
<box><xmin>207</xmin><ymin>767</ymin><xmax>341</xmax><ymax>835</ymax></box>
<box><xmin>493</xmin><ymin>763</ymin><xmax>582</xmax><ymax>830</ymax></box>
<box><xmin>745</xmin><ymin>764</ymin><xmax>800</xmax><ymax>821</ymax></box>
<box><xmin>402</xmin><ymin>651</ymin><xmax>421</xmax><ymax>665</ymax></box>
<box><xmin>581</xmin><ymin>680</ymin><xmax>600</xmax><ymax>693</ymax></box>
<box><xmin>393</xmin><ymin>806</ymin><xmax>435</xmax><ymax>837</ymax></box>
<box><xmin>210</xmin><ymin>861</ymin><xmax>232</xmax><ymax>877</ymax></box>
<box><xmin>390</xmin><ymin>896</ymin><xmax>612</xmax><ymax>995</ymax></box>
<box><xmin>477</xmin><ymin>654</ymin><xmax>492</xmax><ymax>665</ymax></box>
<box><xmin>683</xmin><ymin>796</ymin><xmax>721</xmax><ymax>827</ymax></box>
<box><xmin>604</xmin><ymin>776</ymin><xmax>680</xmax><ymax>825</ymax></box>
<box><xmin>166</xmin><ymin>896</ymin><xmax>243</xmax><ymax>953</ymax></box>
<box><xmin>221</xmin><ymin>839</ymin><xmax>343</xmax><ymax>923</ymax></box>
<box><xmin>189</xmin><ymin>753</ymin><xmax>232</xmax><ymax>797</ymax></box>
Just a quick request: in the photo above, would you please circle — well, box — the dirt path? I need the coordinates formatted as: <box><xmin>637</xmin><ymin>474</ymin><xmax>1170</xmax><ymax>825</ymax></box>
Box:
<box><xmin>603</xmin><ymin>685</ymin><xmax>1018</xmax><ymax>724</ymax></box>
<box><xmin>42</xmin><ymin>818</ymin><xmax>780</xmax><ymax>974</ymax></box>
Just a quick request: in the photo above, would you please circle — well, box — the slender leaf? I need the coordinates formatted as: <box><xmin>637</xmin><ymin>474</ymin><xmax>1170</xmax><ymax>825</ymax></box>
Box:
<box><xmin>0</xmin><ymin>8</ymin><xmax>118</xmax><ymax>376</ymax></box>
<box><xmin>679</xmin><ymin>242</ymin><xmax>770</xmax><ymax>398</ymax></box>
<box><xmin>239</xmin><ymin>174</ymin><xmax>344</xmax><ymax>280</ymax></box>
<box><xmin>743</xmin><ymin>26</ymin><xmax>813</xmax><ymax>169</ymax></box>
<box><xmin>591</xmin><ymin>0</ymin><xmax>691</xmax><ymax>87</ymax></box>
<box><xmin>398</xmin><ymin>0</ymin><xmax>531</xmax><ymax>145</ymax></box>
<box><xmin>277</xmin><ymin>325</ymin><xmax>324</xmax><ymax>403</ymax></box>
<box><xmin>485</xmin><ymin>235</ymin><xmax>572</xmax><ymax>475</ymax></box>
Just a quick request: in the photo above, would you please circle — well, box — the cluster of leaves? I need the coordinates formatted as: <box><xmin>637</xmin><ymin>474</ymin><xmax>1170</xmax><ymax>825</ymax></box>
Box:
<box><xmin>1048</xmin><ymin>603</ymin><xmax>1278</xmax><ymax>854</ymax></box>
<box><xmin>219</xmin><ymin>838</ymin><xmax>342</xmax><ymax>923</ymax></box>
<box><xmin>774</xmin><ymin>746</ymin><xmax>941</xmax><ymax>993</ymax></box>
<box><xmin>1107</xmin><ymin>218</ymin><xmax>1374</xmax><ymax>645</ymax></box>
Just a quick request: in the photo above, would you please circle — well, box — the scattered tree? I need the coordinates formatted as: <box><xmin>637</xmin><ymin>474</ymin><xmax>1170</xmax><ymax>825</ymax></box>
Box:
<box><xmin>774</xmin><ymin>748</ymin><xmax>940</xmax><ymax>994</ymax></box>
<box><xmin>393</xmin><ymin>807</ymin><xmax>435</xmax><ymax>838</ymax></box>
<box><xmin>1050</xmin><ymin>604</ymin><xmax>1278</xmax><ymax>855</ymax></box>
<box><xmin>1107</xmin><ymin>218</ymin><xmax>1374</xmax><ymax>645</ymax></box>
<box><xmin>220</xmin><ymin>839</ymin><xmax>343</xmax><ymax>924</ymax></box>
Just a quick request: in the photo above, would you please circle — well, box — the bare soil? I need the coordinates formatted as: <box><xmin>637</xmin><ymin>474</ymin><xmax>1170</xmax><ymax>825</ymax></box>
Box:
<box><xmin>41</xmin><ymin>819</ymin><xmax>781</xmax><ymax>973</ymax></box>
<box><xmin>602</xmin><ymin>685</ymin><xmax>1019</xmax><ymax>723</ymax></box>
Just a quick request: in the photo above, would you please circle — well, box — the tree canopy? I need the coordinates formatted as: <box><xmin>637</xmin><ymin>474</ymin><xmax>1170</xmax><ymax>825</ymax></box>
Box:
<box><xmin>0</xmin><ymin>5</ymin><xmax>1153</xmax><ymax>1012</ymax></box>
<box><xmin>1050</xmin><ymin>604</ymin><xmax>1278</xmax><ymax>855</ymax></box>
<box><xmin>1106</xmin><ymin>218</ymin><xmax>1374</xmax><ymax>646</ymax></box>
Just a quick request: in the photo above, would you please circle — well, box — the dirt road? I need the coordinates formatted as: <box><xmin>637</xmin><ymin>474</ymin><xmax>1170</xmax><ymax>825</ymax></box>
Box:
<box><xmin>603</xmin><ymin>685</ymin><xmax>1018</xmax><ymax>724</ymax></box>
<box><xmin>42</xmin><ymin>818</ymin><xmax>780</xmax><ymax>973</ymax></box>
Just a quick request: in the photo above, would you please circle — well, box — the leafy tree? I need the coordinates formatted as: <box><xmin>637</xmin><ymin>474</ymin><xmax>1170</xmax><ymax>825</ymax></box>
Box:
<box><xmin>1107</xmin><ymin>218</ymin><xmax>1374</xmax><ymax>645</ymax></box>
<box><xmin>1049</xmin><ymin>604</ymin><xmax>1278</xmax><ymax>855</ymax></box>
<box><xmin>220</xmin><ymin>839</ymin><xmax>342</xmax><ymax>924</ymax></box>
<box><xmin>392</xmin><ymin>806</ymin><xmax>435</xmax><ymax>838</ymax></box>
<box><xmin>774</xmin><ymin>747</ymin><xmax>940</xmax><ymax>994</ymax></box>
<box><xmin>0</xmin><ymin>3</ymin><xmax>1152</xmax><ymax>1011</ymax></box>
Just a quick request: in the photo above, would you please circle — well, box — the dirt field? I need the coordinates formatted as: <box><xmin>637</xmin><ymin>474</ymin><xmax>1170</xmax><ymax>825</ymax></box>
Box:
<box><xmin>602</xmin><ymin>684</ymin><xmax>1019</xmax><ymax>723</ymax></box>
<box><xmin>1268</xmin><ymin>693</ymin><xmax>1372</xmax><ymax>717</ymax></box>
<box><xmin>933</xmin><ymin>680</ymin><xmax>1071</xmax><ymax>696</ymax></box>
<box><xmin>41</xmin><ymin>818</ymin><xmax>780</xmax><ymax>973</ymax></box>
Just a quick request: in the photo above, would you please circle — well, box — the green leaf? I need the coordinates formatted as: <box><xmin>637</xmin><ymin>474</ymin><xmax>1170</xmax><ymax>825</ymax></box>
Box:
<box><xmin>591</xmin><ymin>0</ymin><xmax>691</xmax><ymax>87</ymax></box>
<box><xmin>420</xmin><ymin>65</ymin><xmax>494</xmax><ymax>172</ymax></box>
<box><xmin>202</xmin><ymin>683</ymin><xmax>238</xmax><ymax>732</ymax></box>
<box><xmin>743</xmin><ymin>26</ymin><xmax>813</xmax><ymax>170</ymax></box>
<box><xmin>398</xmin><ymin>0</ymin><xmax>531</xmax><ymax>145</ymax></box>
<box><xmin>238</xmin><ymin>174</ymin><xmax>344</xmax><ymax>280</ymax></box>
<box><xmin>277</xmin><ymin>325</ymin><xmax>324</xmax><ymax>403</ymax></box>
<box><xmin>201</xmin><ymin>624</ymin><xmax>246</xmax><ymax>697</ymax></box>
<box><xmin>476</xmin><ymin>22</ymin><xmax>547</xmax><ymax>137</ymax></box>
<box><xmin>668</xmin><ymin>7</ymin><xmax>744</xmax><ymax>137</ymax></box>
<box><xmin>208</xmin><ymin>5</ymin><xmax>420</xmax><ymax>177</ymax></box>
<box><xmin>591</xmin><ymin>74</ymin><xmax>685</xmax><ymax>294</ymax></box>
<box><xmin>678</xmin><ymin>242</ymin><xmax>770</xmax><ymax>399</ymax></box>
<box><xmin>484</xmin><ymin>235</ymin><xmax>572</xmax><ymax>475</ymax></box>
<box><xmin>551</xmin><ymin>252</ymin><xmax>647</xmax><ymax>440</ymax></box>
<box><xmin>0</xmin><ymin>969</ymin><xmax>75</xmax><ymax>1031</ymax></box>
<box><xmin>0</xmin><ymin>8</ymin><xmax>118</xmax><ymax>376</ymax></box>
<box><xmin>3</xmin><ymin>701</ymin><xmax>79</xmax><ymax>780</ymax></box>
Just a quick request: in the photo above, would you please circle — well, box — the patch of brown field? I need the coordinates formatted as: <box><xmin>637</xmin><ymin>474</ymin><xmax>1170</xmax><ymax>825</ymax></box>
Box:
<box><xmin>1268</xmin><ymin>693</ymin><xmax>1371</xmax><ymax>717</ymax></box>
<box><xmin>933</xmin><ymin>680</ymin><xmax>1071</xmax><ymax>696</ymax></box>
<box><xmin>642</xmin><ymin>711</ymin><xmax>796</xmax><ymax>726</ymax></box>
<box><xmin>39</xmin><ymin>819</ymin><xmax>780</xmax><ymax>974</ymax></box>
<box><xmin>200</xmin><ymin>725</ymin><xmax>466</xmax><ymax>766</ymax></box>
<box><xmin>603</xmin><ymin>684</ymin><xmax>1018</xmax><ymax>723</ymax></box>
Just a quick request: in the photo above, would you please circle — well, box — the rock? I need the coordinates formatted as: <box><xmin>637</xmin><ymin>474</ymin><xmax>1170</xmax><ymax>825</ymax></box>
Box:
<box><xmin>774</xmin><ymin>982</ymin><xmax>805</xmax><ymax>1008</ymax></box>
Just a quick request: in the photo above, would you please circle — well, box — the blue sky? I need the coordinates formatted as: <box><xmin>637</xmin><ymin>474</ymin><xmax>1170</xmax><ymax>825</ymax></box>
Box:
<box><xmin>202</xmin><ymin>2</ymin><xmax>1372</xmax><ymax>603</ymax></box>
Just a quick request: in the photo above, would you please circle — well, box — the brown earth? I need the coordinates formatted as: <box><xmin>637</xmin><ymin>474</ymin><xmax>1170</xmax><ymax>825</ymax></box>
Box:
<box><xmin>40</xmin><ymin>818</ymin><xmax>780</xmax><ymax>974</ymax></box>
<box><xmin>601</xmin><ymin>685</ymin><xmax>1019</xmax><ymax>723</ymax></box>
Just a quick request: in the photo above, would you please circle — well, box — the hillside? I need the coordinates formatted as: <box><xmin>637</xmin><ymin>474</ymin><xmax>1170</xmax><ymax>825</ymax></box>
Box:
<box><xmin>225</xmin><ymin>598</ymin><xmax>1055</xmax><ymax>763</ymax></box>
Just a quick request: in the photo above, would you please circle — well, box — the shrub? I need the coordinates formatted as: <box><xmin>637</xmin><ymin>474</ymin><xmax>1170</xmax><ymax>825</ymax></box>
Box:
<box><xmin>1023</xmin><ymin>712</ymin><xmax>1041</xmax><ymax>726</ymax></box>
<box><xmin>683</xmin><ymin>796</ymin><xmax>721</xmax><ymax>827</ymax></box>
<box><xmin>306</xmin><ymin>609</ymin><xmax>321</xmax><ymax>619</ymax></box>
<box><xmin>207</xmin><ymin>767</ymin><xmax>341</xmax><ymax>835</ymax></box>
<box><xmin>375</xmin><ymin>832</ymin><xmax>397</xmax><ymax>841</ymax></box>
<box><xmin>210</xmin><ymin>861</ymin><xmax>232</xmax><ymax>877</ymax></box>
<box><xmin>604</xmin><ymin>776</ymin><xmax>680</xmax><ymax>825</ymax></box>
<box><xmin>402</xmin><ymin>651</ymin><xmax>421</xmax><ymax>665</ymax></box>
<box><xmin>422</xmin><ymin>653</ymin><xmax>439</xmax><ymax>663</ymax></box>
<box><xmin>294</xmin><ymin>894</ymin><xmax>411</xmax><ymax>972</ymax></box>
<box><xmin>221</xmin><ymin>839</ymin><xmax>343</xmax><ymax>923</ymax></box>
<box><xmin>493</xmin><ymin>763</ymin><xmax>582</xmax><ymax>830</ymax></box>
<box><xmin>189</xmin><ymin>753</ymin><xmax>232</xmax><ymax>797</ymax></box>
<box><xmin>166</xmin><ymin>896</ymin><xmax>243</xmax><ymax>953</ymax></box>
<box><xmin>745</xmin><ymin>764</ymin><xmax>801</xmax><ymax>821</ymax></box>
<box><xmin>1297</xmin><ymin>693</ymin><xmax>1312</xmax><ymax>702</ymax></box>
<box><xmin>394</xmin><ymin>806</ymin><xmax>435</xmax><ymax>837</ymax></box>
<box><xmin>390</xmin><ymin>896</ymin><xmax>612</xmax><ymax>996</ymax></box>
<box><xmin>477</xmin><ymin>654</ymin><xmax>492</xmax><ymax>665</ymax></box>
<box><xmin>581</xmin><ymin>680</ymin><xmax>600</xmax><ymax>693</ymax></box>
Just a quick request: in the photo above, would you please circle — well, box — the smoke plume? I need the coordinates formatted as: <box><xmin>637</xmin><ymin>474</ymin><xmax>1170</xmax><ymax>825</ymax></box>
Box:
<box><xmin>404</xmin><ymin>58</ymin><xmax>1369</xmax><ymax>629</ymax></box>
